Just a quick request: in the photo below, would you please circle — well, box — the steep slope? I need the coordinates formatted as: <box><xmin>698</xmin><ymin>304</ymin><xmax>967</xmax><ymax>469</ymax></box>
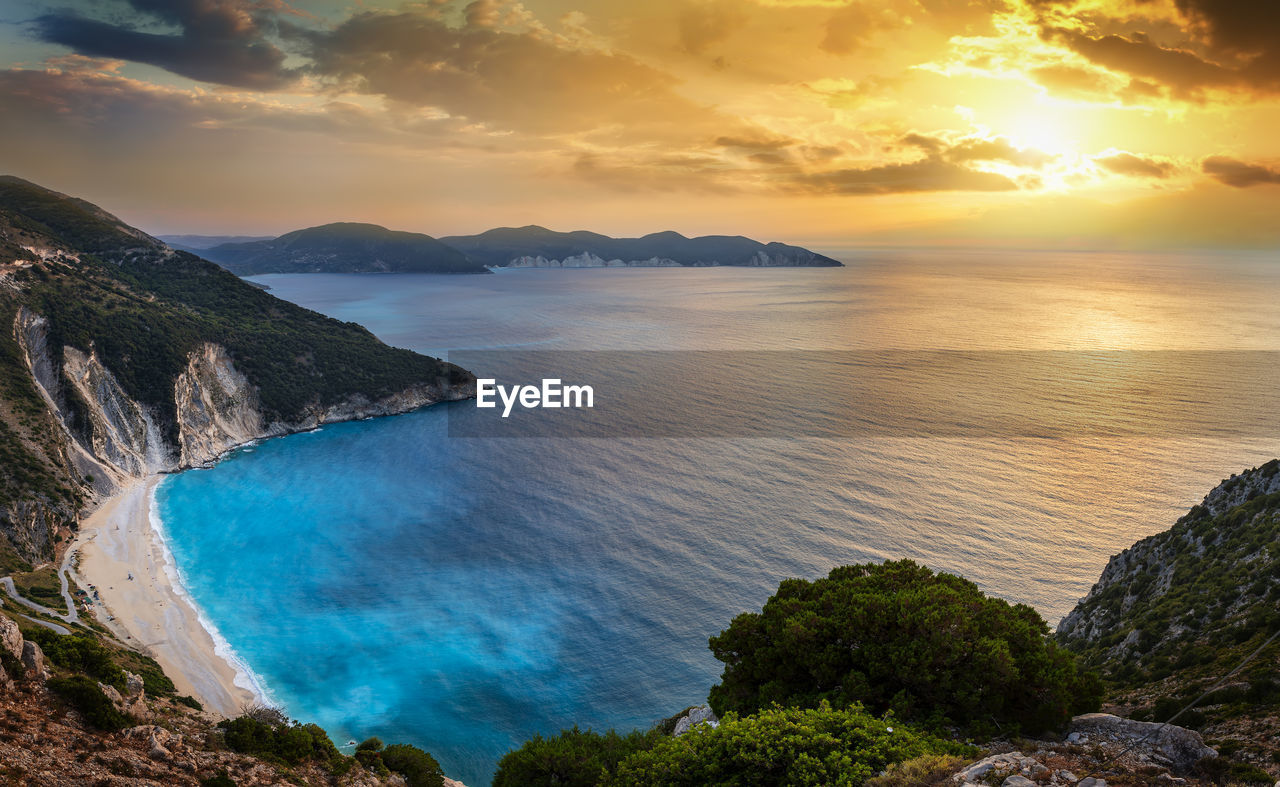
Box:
<box><xmin>0</xmin><ymin>176</ymin><xmax>474</xmax><ymax>568</ymax></box>
<box><xmin>1058</xmin><ymin>460</ymin><xmax>1280</xmax><ymax>770</ymax></box>
<box><xmin>202</xmin><ymin>222</ymin><xmax>488</xmax><ymax>275</ymax></box>
<box><xmin>439</xmin><ymin>225</ymin><xmax>843</xmax><ymax>268</ymax></box>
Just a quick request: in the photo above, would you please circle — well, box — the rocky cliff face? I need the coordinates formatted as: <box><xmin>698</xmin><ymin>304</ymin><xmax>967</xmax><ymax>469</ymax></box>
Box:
<box><xmin>15</xmin><ymin>308</ymin><xmax>472</xmax><ymax>491</ymax></box>
<box><xmin>1057</xmin><ymin>460</ymin><xmax>1280</xmax><ymax>774</ymax></box>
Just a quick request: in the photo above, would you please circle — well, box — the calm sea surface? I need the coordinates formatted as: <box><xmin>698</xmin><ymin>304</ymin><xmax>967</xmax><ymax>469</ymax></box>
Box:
<box><xmin>157</xmin><ymin>251</ymin><xmax>1280</xmax><ymax>784</ymax></box>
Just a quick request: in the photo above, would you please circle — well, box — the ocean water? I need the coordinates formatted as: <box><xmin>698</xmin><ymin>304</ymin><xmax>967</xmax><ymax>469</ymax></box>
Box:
<box><xmin>157</xmin><ymin>251</ymin><xmax>1280</xmax><ymax>785</ymax></box>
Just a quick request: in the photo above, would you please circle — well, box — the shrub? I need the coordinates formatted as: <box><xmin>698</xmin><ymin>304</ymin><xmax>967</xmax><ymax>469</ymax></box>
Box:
<box><xmin>864</xmin><ymin>754</ymin><xmax>968</xmax><ymax>786</ymax></box>
<box><xmin>23</xmin><ymin>628</ymin><xmax>125</xmax><ymax>689</ymax></box>
<box><xmin>218</xmin><ymin>714</ymin><xmax>341</xmax><ymax>766</ymax></box>
<box><xmin>200</xmin><ymin>774</ymin><xmax>236</xmax><ymax>787</ymax></box>
<box><xmin>382</xmin><ymin>743</ymin><xmax>446</xmax><ymax>787</ymax></box>
<box><xmin>493</xmin><ymin>726</ymin><xmax>661</xmax><ymax>787</ymax></box>
<box><xmin>610</xmin><ymin>703</ymin><xmax>971</xmax><ymax>787</ymax></box>
<box><xmin>175</xmin><ymin>694</ymin><xmax>204</xmax><ymax>711</ymax></box>
<box><xmin>47</xmin><ymin>675</ymin><xmax>133</xmax><ymax>731</ymax></box>
<box><xmin>708</xmin><ymin>560</ymin><xmax>1101</xmax><ymax>736</ymax></box>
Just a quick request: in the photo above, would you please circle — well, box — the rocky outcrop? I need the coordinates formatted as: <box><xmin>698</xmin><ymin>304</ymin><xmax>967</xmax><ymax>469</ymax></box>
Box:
<box><xmin>174</xmin><ymin>343</ymin><xmax>264</xmax><ymax>467</ymax></box>
<box><xmin>1069</xmin><ymin>713</ymin><xmax>1216</xmax><ymax>772</ymax></box>
<box><xmin>671</xmin><ymin>705</ymin><xmax>719</xmax><ymax>736</ymax></box>
<box><xmin>61</xmin><ymin>345</ymin><xmax>172</xmax><ymax>480</ymax></box>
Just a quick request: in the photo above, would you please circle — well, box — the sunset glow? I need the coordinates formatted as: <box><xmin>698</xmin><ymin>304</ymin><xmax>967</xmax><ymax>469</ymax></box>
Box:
<box><xmin>2</xmin><ymin>0</ymin><xmax>1278</xmax><ymax>247</ymax></box>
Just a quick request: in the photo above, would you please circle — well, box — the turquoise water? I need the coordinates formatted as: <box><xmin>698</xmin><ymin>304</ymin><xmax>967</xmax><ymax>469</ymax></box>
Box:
<box><xmin>157</xmin><ymin>253</ymin><xmax>1280</xmax><ymax>784</ymax></box>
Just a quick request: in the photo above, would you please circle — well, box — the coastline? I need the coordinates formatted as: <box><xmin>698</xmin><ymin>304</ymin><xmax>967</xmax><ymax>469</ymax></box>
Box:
<box><xmin>70</xmin><ymin>475</ymin><xmax>264</xmax><ymax>717</ymax></box>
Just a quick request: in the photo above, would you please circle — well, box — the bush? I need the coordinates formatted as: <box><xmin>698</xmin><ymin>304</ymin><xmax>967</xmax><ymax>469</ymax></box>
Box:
<box><xmin>218</xmin><ymin>714</ymin><xmax>341</xmax><ymax>766</ymax></box>
<box><xmin>493</xmin><ymin>726</ymin><xmax>661</xmax><ymax>787</ymax></box>
<box><xmin>708</xmin><ymin>560</ymin><xmax>1101</xmax><ymax>736</ymax></box>
<box><xmin>864</xmin><ymin>754</ymin><xmax>968</xmax><ymax>786</ymax></box>
<box><xmin>611</xmin><ymin>703</ymin><xmax>971</xmax><ymax>786</ymax></box>
<box><xmin>47</xmin><ymin>675</ymin><xmax>133</xmax><ymax>731</ymax></box>
<box><xmin>200</xmin><ymin>774</ymin><xmax>236</xmax><ymax>787</ymax></box>
<box><xmin>382</xmin><ymin>743</ymin><xmax>446</xmax><ymax>787</ymax></box>
<box><xmin>23</xmin><ymin>628</ymin><xmax>125</xmax><ymax>689</ymax></box>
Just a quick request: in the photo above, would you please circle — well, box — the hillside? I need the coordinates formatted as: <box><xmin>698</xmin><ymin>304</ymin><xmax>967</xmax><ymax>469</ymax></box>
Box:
<box><xmin>0</xmin><ymin>176</ymin><xmax>474</xmax><ymax>569</ymax></box>
<box><xmin>201</xmin><ymin>223</ymin><xmax>489</xmax><ymax>275</ymax></box>
<box><xmin>439</xmin><ymin>225</ymin><xmax>843</xmax><ymax>268</ymax></box>
<box><xmin>1058</xmin><ymin>460</ymin><xmax>1280</xmax><ymax>773</ymax></box>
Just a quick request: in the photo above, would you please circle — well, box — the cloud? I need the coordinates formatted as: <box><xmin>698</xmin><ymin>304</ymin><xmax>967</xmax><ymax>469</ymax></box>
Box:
<box><xmin>1030</xmin><ymin>0</ymin><xmax>1280</xmax><ymax>98</ymax></box>
<box><xmin>1094</xmin><ymin>152</ymin><xmax>1176</xmax><ymax>179</ymax></box>
<box><xmin>32</xmin><ymin>0</ymin><xmax>295</xmax><ymax>89</ymax></box>
<box><xmin>678</xmin><ymin>1</ymin><xmax>746</xmax><ymax>55</ymax></box>
<box><xmin>794</xmin><ymin>156</ymin><xmax>1020</xmax><ymax>194</ymax></box>
<box><xmin>902</xmin><ymin>133</ymin><xmax>1055</xmax><ymax>168</ymax></box>
<box><xmin>1202</xmin><ymin>156</ymin><xmax>1280</xmax><ymax>188</ymax></box>
<box><xmin>301</xmin><ymin>9</ymin><xmax>726</xmax><ymax>135</ymax></box>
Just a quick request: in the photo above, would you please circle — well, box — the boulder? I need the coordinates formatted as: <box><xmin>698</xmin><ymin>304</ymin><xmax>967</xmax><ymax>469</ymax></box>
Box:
<box><xmin>1002</xmin><ymin>777</ymin><xmax>1036</xmax><ymax>787</ymax></box>
<box><xmin>672</xmin><ymin>705</ymin><xmax>719</xmax><ymax>736</ymax></box>
<box><xmin>0</xmin><ymin>615</ymin><xmax>23</xmax><ymax>660</ymax></box>
<box><xmin>21</xmin><ymin>640</ymin><xmax>48</xmax><ymax>680</ymax></box>
<box><xmin>124</xmin><ymin>670</ymin><xmax>145</xmax><ymax>698</ymax></box>
<box><xmin>1070</xmin><ymin>713</ymin><xmax>1216</xmax><ymax>772</ymax></box>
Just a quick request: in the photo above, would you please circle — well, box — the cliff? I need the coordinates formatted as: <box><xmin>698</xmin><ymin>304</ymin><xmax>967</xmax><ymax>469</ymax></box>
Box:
<box><xmin>1058</xmin><ymin>460</ymin><xmax>1280</xmax><ymax>774</ymax></box>
<box><xmin>0</xmin><ymin>176</ymin><xmax>475</xmax><ymax>568</ymax></box>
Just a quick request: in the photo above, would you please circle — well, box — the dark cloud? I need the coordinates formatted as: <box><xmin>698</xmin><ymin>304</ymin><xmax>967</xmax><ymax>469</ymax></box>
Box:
<box><xmin>1032</xmin><ymin>0</ymin><xmax>1280</xmax><ymax>97</ymax></box>
<box><xmin>795</xmin><ymin>157</ymin><xmax>1019</xmax><ymax>195</ymax></box>
<box><xmin>302</xmin><ymin>10</ymin><xmax>721</xmax><ymax>135</ymax></box>
<box><xmin>1095</xmin><ymin>152</ymin><xmax>1176</xmax><ymax>179</ymax></box>
<box><xmin>1202</xmin><ymin>156</ymin><xmax>1280</xmax><ymax>187</ymax></box>
<box><xmin>714</xmin><ymin>133</ymin><xmax>796</xmax><ymax>152</ymax></box>
<box><xmin>32</xmin><ymin>0</ymin><xmax>294</xmax><ymax>89</ymax></box>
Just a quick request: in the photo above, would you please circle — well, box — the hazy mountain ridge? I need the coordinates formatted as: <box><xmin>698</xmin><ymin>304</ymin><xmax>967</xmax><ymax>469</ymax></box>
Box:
<box><xmin>199</xmin><ymin>222</ymin><xmax>488</xmax><ymax>275</ymax></box>
<box><xmin>180</xmin><ymin>223</ymin><xmax>841</xmax><ymax>275</ymax></box>
<box><xmin>0</xmin><ymin>176</ymin><xmax>474</xmax><ymax>568</ymax></box>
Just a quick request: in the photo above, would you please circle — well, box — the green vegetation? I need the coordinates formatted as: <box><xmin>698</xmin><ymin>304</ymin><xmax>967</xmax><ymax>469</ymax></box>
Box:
<box><xmin>493</xmin><ymin>727</ymin><xmax>664</xmax><ymax>787</ymax></box>
<box><xmin>495</xmin><ymin>705</ymin><xmax>969</xmax><ymax>787</ymax></box>
<box><xmin>381</xmin><ymin>743</ymin><xmax>447</xmax><ymax>787</ymax></box>
<box><xmin>218</xmin><ymin>714</ymin><xmax>344</xmax><ymax>767</ymax></box>
<box><xmin>611</xmin><ymin>703</ymin><xmax>971</xmax><ymax>787</ymax></box>
<box><xmin>709</xmin><ymin>559</ymin><xmax>1100</xmax><ymax>736</ymax></box>
<box><xmin>47</xmin><ymin>675</ymin><xmax>133</xmax><ymax>731</ymax></box>
<box><xmin>199</xmin><ymin>774</ymin><xmax>237</xmax><ymax>787</ymax></box>
<box><xmin>351</xmin><ymin>737</ymin><xmax>446</xmax><ymax>787</ymax></box>
<box><xmin>23</xmin><ymin>627</ymin><xmax>126</xmax><ymax>690</ymax></box>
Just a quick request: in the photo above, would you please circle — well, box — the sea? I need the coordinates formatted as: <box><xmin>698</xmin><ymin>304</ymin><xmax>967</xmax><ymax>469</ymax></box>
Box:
<box><xmin>155</xmin><ymin>249</ymin><xmax>1280</xmax><ymax>785</ymax></box>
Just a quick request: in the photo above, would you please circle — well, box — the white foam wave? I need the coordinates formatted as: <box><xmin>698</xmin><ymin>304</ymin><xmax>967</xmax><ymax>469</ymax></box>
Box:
<box><xmin>146</xmin><ymin>481</ymin><xmax>278</xmax><ymax>708</ymax></box>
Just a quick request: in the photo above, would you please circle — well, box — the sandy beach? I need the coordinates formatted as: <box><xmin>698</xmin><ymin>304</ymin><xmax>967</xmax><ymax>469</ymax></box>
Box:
<box><xmin>71</xmin><ymin>477</ymin><xmax>260</xmax><ymax>717</ymax></box>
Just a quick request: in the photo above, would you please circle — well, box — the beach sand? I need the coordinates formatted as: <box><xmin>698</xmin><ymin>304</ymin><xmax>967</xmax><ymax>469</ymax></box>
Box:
<box><xmin>72</xmin><ymin>477</ymin><xmax>259</xmax><ymax>717</ymax></box>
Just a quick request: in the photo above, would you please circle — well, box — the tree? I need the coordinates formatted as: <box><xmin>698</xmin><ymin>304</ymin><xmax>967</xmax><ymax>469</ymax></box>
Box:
<box><xmin>708</xmin><ymin>560</ymin><xmax>1100</xmax><ymax>735</ymax></box>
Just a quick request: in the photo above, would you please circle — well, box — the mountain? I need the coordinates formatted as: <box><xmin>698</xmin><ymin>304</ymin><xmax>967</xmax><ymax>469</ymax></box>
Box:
<box><xmin>1058</xmin><ymin>460</ymin><xmax>1280</xmax><ymax>769</ymax></box>
<box><xmin>156</xmin><ymin>234</ymin><xmax>273</xmax><ymax>253</ymax></box>
<box><xmin>438</xmin><ymin>225</ymin><xmax>843</xmax><ymax>268</ymax></box>
<box><xmin>200</xmin><ymin>222</ymin><xmax>489</xmax><ymax>275</ymax></box>
<box><xmin>0</xmin><ymin>176</ymin><xmax>474</xmax><ymax>568</ymax></box>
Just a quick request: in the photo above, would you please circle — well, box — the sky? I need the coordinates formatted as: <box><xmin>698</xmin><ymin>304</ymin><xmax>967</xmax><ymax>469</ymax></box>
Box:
<box><xmin>1</xmin><ymin>0</ymin><xmax>1279</xmax><ymax>248</ymax></box>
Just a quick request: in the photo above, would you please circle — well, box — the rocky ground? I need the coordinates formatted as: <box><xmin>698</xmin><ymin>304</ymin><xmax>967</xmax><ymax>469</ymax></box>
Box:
<box><xmin>0</xmin><ymin>614</ymin><xmax>424</xmax><ymax>787</ymax></box>
<box><xmin>943</xmin><ymin>712</ymin><xmax>1277</xmax><ymax>787</ymax></box>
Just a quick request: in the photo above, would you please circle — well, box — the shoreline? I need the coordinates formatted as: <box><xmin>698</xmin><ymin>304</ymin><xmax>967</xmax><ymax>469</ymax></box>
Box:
<box><xmin>71</xmin><ymin>475</ymin><xmax>264</xmax><ymax>717</ymax></box>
